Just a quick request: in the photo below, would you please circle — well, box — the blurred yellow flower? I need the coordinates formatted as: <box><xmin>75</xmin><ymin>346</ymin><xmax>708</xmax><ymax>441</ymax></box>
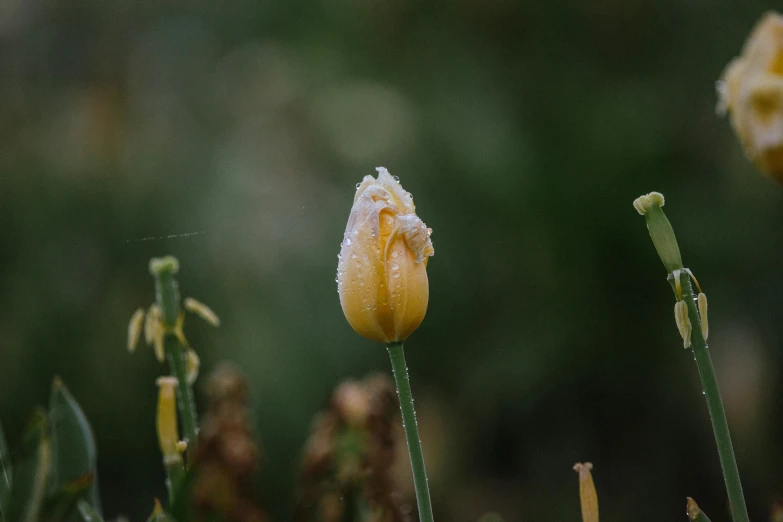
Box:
<box><xmin>337</xmin><ymin>167</ymin><xmax>434</xmax><ymax>344</ymax></box>
<box><xmin>718</xmin><ymin>11</ymin><xmax>783</xmax><ymax>181</ymax></box>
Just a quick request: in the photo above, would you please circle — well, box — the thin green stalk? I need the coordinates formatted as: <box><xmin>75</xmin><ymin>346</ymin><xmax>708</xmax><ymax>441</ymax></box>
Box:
<box><xmin>386</xmin><ymin>342</ymin><xmax>434</xmax><ymax>522</ymax></box>
<box><xmin>678</xmin><ymin>272</ymin><xmax>749</xmax><ymax>522</ymax></box>
<box><xmin>164</xmin><ymin>337</ymin><xmax>197</xmax><ymax>459</ymax></box>
<box><xmin>164</xmin><ymin>457</ymin><xmax>185</xmax><ymax>505</ymax></box>
<box><xmin>151</xmin><ymin>257</ymin><xmax>198</xmax><ymax>461</ymax></box>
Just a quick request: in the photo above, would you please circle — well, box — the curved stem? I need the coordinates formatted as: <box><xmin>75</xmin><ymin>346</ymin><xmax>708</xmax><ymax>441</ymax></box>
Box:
<box><xmin>678</xmin><ymin>272</ymin><xmax>749</xmax><ymax>522</ymax></box>
<box><xmin>386</xmin><ymin>342</ymin><xmax>434</xmax><ymax>522</ymax></box>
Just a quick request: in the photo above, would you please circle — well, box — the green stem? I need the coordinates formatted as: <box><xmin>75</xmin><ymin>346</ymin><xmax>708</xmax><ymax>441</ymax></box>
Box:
<box><xmin>678</xmin><ymin>272</ymin><xmax>749</xmax><ymax>522</ymax></box>
<box><xmin>386</xmin><ymin>342</ymin><xmax>434</xmax><ymax>522</ymax></box>
<box><xmin>151</xmin><ymin>257</ymin><xmax>198</xmax><ymax>462</ymax></box>
<box><xmin>164</xmin><ymin>337</ymin><xmax>198</xmax><ymax>460</ymax></box>
<box><xmin>163</xmin><ymin>456</ymin><xmax>185</xmax><ymax>505</ymax></box>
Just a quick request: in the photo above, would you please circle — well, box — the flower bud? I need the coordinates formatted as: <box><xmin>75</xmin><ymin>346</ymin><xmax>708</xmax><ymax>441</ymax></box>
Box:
<box><xmin>337</xmin><ymin>168</ymin><xmax>434</xmax><ymax>344</ymax></box>
<box><xmin>718</xmin><ymin>11</ymin><xmax>783</xmax><ymax>181</ymax></box>
<box><xmin>697</xmin><ymin>293</ymin><xmax>708</xmax><ymax>340</ymax></box>
<box><xmin>184</xmin><ymin>297</ymin><xmax>221</xmax><ymax>327</ymax></box>
<box><xmin>674</xmin><ymin>300</ymin><xmax>692</xmax><ymax>349</ymax></box>
<box><xmin>156</xmin><ymin>376</ymin><xmax>181</xmax><ymax>463</ymax></box>
<box><xmin>633</xmin><ymin>192</ymin><xmax>683</xmax><ymax>273</ymax></box>
<box><xmin>127</xmin><ymin>308</ymin><xmax>145</xmax><ymax>353</ymax></box>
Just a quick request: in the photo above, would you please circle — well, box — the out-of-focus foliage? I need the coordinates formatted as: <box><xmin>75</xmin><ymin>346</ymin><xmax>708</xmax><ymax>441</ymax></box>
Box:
<box><xmin>2</xmin><ymin>381</ymin><xmax>101</xmax><ymax>522</ymax></box>
<box><xmin>295</xmin><ymin>374</ymin><xmax>407</xmax><ymax>522</ymax></box>
<box><xmin>2</xmin><ymin>0</ymin><xmax>783</xmax><ymax>521</ymax></box>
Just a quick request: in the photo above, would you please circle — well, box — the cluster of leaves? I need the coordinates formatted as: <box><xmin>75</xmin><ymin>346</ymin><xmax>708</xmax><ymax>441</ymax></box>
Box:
<box><xmin>0</xmin><ymin>378</ymin><xmax>100</xmax><ymax>522</ymax></box>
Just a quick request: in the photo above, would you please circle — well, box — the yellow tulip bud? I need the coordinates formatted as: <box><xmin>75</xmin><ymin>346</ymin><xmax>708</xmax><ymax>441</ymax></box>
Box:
<box><xmin>337</xmin><ymin>167</ymin><xmax>434</xmax><ymax>344</ymax></box>
<box><xmin>718</xmin><ymin>11</ymin><xmax>783</xmax><ymax>181</ymax></box>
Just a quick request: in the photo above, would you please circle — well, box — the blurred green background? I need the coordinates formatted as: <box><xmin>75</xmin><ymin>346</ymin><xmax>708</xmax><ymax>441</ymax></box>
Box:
<box><xmin>2</xmin><ymin>0</ymin><xmax>783</xmax><ymax>520</ymax></box>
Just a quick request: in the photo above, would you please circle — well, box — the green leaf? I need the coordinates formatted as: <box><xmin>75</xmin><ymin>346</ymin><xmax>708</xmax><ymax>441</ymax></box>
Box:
<box><xmin>76</xmin><ymin>499</ymin><xmax>105</xmax><ymax>522</ymax></box>
<box><xmin>0</xmin><ymin>418</ymin><xmax>12</xmax><ymax>522</ymax></box>
<box><xmin>49</xmin><ymin>377</ymin><xmax>102</xmax><ymax>515</ymax></box>
<box><xmin>7</xmin><ymin>409</ymin><xmax>51</xmax><ymax>522</ymax></box>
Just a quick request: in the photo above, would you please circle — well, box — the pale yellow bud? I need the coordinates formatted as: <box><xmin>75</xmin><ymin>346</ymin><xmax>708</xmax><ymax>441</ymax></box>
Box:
<box><xmin>186</xmin><ymin>349</ymin><xmax>200</xmax><ymax>384</ymax></box>
<box><xmin>127</xmin><ymin>308</ymin><xmax>145</xmax><ymax>353</ymax></box>
<box><xmin>144</xmin><ymin>305</ymin><xmax>157</xmax><ymax>346</ymax></box>
<box><xmin>143</xmin><ymin>305</ymin><xmax>166</xmax><ymax>362</ymax></box>
<box><xmin>156</xmin><ymin>377</ymin><xmax>181</xmax><ymax>463</ymax></box>
<box><xmin>718</xmin><ymin>12</ymin><xmax>783</xmax><ymax>181</ymax></box>
<box><xmin>337</xmin><ymin>168</ymin><xmax>434</xmax><ymax>344</ymax></box>
<box><xmin>632</xmin><ymin>192</ymin><xmax>665</xmax><ymax>216</ymax></box>
<box><xmin>675</xmin><ymin>300</ymin><xmax>692</xmax><ymax>349</ymax></box>
<box><xmin>152</xmin><ymin>329</ymin><xmax>165</xmax><ymax>363</ymax></box>
<box><xmin>184</xmin><ymin>297</ymin><xmax>221</xmax><ymax>327</ymax></box>
<box><xmin>697</xmin><ymin>293</ymin><xmax>708</xmax><ymax>340</ymax></box>
<box><xmin>573</xmin><ymin>462</ymin><xmax>599</xmax><ymax>522</ymax></box>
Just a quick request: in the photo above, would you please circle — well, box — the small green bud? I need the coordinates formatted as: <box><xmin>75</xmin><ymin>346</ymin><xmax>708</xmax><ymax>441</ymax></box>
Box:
<box><xmin>633</xmin><ymin>192</ymin><xmax>683</xmax><ymax>273</ymax></box>
<box><xmin>149</xmin><ymin>256</ymin><xmax>181</xmax><ymax>326</ymax></box>
<box><xmin>686</xmin><ymin>498</ymin><xmax>700</xmax><ymax>521</ymax></box>
<box><xmin>149</xmin><ymin>256</ymin><xmax>180</xmax><ymax>276</ymax></box>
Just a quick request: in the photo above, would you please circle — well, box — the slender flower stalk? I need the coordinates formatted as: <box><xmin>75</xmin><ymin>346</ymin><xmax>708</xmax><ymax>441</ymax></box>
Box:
<box><xmin>634</xmin><ymin>193</ymin><xmax>749</xmax><ymax>522</ymax></box>
<box><xmin>387</xmin><ymin>342</ymin><xmax>434</xmax><ymax>522</ymax></box>
<box><xmin>676</xmin><ymin>271</ymin><xmax>748</xmax><ymax>522</ymax></box>
<box><xmin>128</xmin><ymin>256</ymin><xmax>220</xmax><ymax>475</ymax></box>
<box><xmin>149</xmin><ymin>257</ymin><xmax>199</xmax><ymax>460</ymax></box>
<box><xmin>336</xmin><ymin>169</ymin><xmax>437</xmax><ymax>521</ymax></box>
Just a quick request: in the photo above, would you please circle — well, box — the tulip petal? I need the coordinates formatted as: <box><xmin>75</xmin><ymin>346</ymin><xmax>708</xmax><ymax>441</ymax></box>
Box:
<box><xmin>386</xmin><ymin>228</ymin><xmax>429</xmax><ymax>342</ymax></box>
<box><xmin>338</xmin><ymin>169</ymin><xmax>433</xmax><ymax>343</ymax></box>
<box><xmin>339</xmin><ymin>189</ymin><xmax>394</xmax><ymax>343</ymax></box>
